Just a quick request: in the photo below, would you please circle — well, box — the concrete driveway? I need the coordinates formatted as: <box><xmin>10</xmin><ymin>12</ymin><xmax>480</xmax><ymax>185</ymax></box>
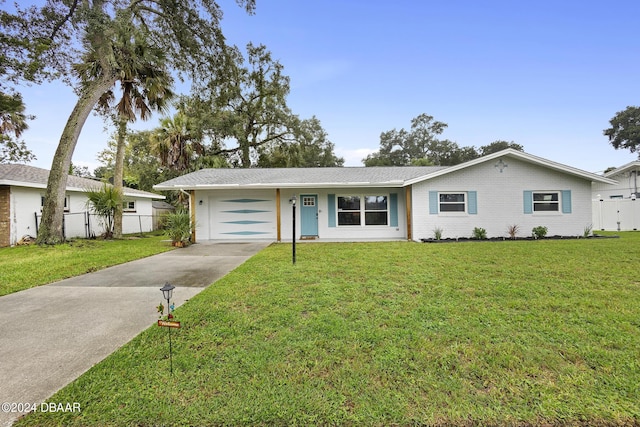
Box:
<box><xmin>0</xmin><ymin>241</ymin><xmax>271</xmax><ymax>427</ymax></box>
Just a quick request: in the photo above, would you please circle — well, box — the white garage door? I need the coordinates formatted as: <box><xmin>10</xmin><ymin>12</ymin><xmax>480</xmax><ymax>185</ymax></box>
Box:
<box><xmin>209</xmin><ymin>192</ymin><xmax>277</xmax><ymax>239</ymax></box>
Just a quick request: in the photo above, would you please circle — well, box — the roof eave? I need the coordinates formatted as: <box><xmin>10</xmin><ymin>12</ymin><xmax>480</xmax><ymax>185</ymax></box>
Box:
<box><xmin>2</xmin><ymin>180</ymin><xmax>164</xmax><ymax>199</ymax></box>
<box><xmin>153</xmin><ymin>182</ymin><xmax>408</xmax><ymax>191</ymax></box>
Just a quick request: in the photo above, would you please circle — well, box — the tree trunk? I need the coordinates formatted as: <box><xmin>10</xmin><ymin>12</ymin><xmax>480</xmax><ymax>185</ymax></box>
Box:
<box><xmin>240</xmin><ymin>137</ymin><xmax>251</xmax><ymax>168</ymax></box>
<box><xmin>36</xmin><ymin>74</ymin><xmax>117</xmax><ymax>245</ymax></box>
<box><xmin>113</xmin><ymin>118</ymin><xmax>126</xmax><ymax>239</ymax></box>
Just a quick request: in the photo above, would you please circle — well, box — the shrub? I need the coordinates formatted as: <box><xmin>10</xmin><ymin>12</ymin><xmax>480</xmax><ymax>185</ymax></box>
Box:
<box><xmin>164</xmin><ymin>208</ymin><xmax>193</xmax><ymax>247</ymax></box>
<box><xmin>472</xmin><ymin>227</ymin><xmax>487</xmax><ymax>240</ymax></box>
<box><xmin>507</xmin><ymin>224</ymin><xmax>519</xmax><ymax>239</ymax></box>
<box><xmin>433</xmin><ymin>227</ymin><xmax>443</xmax><ymax>240</ymax></box>
<box><xmin>84</xmin><ymin>184</ymin><xmax>122</xmax><ymax>239</ymax></box>
<box><xmin>583</xmin><ymin>224</ymin><xmax>593</xmax><ymax>238</ymax></box>
<box><xmin>532</xmin><ymin>226</ymin><xmax>548</xmax><ymax>239</ymax></box>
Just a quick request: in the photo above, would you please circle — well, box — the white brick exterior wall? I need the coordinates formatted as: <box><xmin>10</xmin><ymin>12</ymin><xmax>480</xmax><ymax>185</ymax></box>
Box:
<box><xmin>411</xmin><ymin>157</ymin><xmax>593</xmax><ymax>240</ymax></box>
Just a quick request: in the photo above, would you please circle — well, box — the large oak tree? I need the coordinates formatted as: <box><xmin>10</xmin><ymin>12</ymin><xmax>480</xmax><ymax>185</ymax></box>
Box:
<box><xmin>604</xmin><ymin>106</ymin><xmax>640</xmax><ymax>157</ymax></box>
<box><xmin>2</xmin><ymin>0</ymin><xmax>255</xmax><ymax>244</ymax></box>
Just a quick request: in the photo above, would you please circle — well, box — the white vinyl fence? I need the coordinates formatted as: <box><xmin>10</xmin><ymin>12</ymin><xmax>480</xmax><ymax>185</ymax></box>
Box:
<box><xmin>592</xmin><ymin>198</ymin><xmax>640</xmax><ymax>231</ymax></box>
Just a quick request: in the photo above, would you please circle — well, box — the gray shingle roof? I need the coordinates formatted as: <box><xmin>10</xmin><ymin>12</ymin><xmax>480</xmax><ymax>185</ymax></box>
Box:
<box><xmin>153</xmin><ymin>149</ymin><xmax>617</xmax><ymax>190</ymax></box>
<box><xmin>0</xmin><ymin>164</ymin><xmax>164</xmax><ymax>199</ymax></box>
<box><xmin>153</xmin><ymin>166</ymin><xmax>448</xmax><ymax>190</ymax></box>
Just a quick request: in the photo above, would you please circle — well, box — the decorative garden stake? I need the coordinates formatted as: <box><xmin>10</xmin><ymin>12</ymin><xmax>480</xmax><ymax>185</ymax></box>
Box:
<box><xmin>158</xmin><ymin>282</ymin><xmax>180</xmax><ymax>375</ymax></box>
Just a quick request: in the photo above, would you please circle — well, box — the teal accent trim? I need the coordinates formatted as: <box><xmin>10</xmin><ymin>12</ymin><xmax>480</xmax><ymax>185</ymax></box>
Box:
<box><xmin>562</xmin><ymin>190</ymin><xmax>572</xmax><ymax>213</ymax></box>
<box><xmin>328</xmin><ymin>194</ymin><xmax>336</xmax><ymax>227</ymax></box>
<box><xmin>222</xmin><ymin>231</ymin><xmax>270</xmax><ymax>235</ymax></box>
<box><xmin>390</xmin><ymin>193</ymin><xmax>398</xmax><ymax>227</ymax></box>
<box><xmin>429</xmin><ymin>191</ymin><xmax>438</xmax><ymax>214</ymax></box>
<box><xmin>468</xmin><ymin>191</ymin><xmax>477</xmax><ymax>214</ymax></box>
<box><xmin>222</xmin><ymin>199</ymin><xmax>269</xmax><ymax>203</ymax></box>
<box><xmin>222</xmin><ymin>220</ymin><xmax>269</xmax><ymax>225</ymax></box>
<box><xmin>523</xmin><ymin>191</ymin><xmax>533</xmax><ymax>214</ymax></box>
<box><xmin>222</xmin><ymin>209</ymin><xmax>270</xmax><ymax>214</ymax></box>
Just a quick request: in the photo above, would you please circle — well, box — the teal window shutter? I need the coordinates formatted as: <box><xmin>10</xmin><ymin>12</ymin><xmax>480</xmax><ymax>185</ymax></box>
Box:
<box><xmin>390</xmin><ymin>193</ymin><xmax>398</xmax><ymax>227</ymax></box>
<box><xmin>429</xmin><ymin>191</ymin><xmax>438</xmax><ymax>214</ymax></box>
<box><xmin>328</xmin><ymin>194</ymin><xmax>336</xmax><ymax>227</ymax></box>
<box><xmin>468</xmin><ymin>191</ymin><xmax>477</xmax><ymax>214</ymax></box>
<box><xmin>523</xmin><ymin>191</ymin><xmax>533</xmax><ymax>214</ymax></box>
<box><xmin>562</xmin><ymin>190</ymin><xmax>572</xmax><ymax>213</ymax></box>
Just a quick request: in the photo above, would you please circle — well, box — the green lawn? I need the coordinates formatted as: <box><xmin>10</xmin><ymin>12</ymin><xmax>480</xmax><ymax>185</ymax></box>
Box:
<box><xmin>15</xmin><ymin>234</ymin><xmax>640</xmax><ymax>426</ymax></box>
<box><xmin>0</xmin><ymin>234</ymin><xmax>174</xmax><ymax>296</ymax></box>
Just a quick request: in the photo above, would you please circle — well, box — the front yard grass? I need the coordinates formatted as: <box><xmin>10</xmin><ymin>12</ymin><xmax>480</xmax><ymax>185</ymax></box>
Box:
<box><xmin>0</xmin><ymin>234</ymin><xmax>173</xmax><ymax>296</ymax></box>
<box><xmin>16</xmin><ymin>234</ymin><xmax>640</xmax><ymax>426</ymax></box>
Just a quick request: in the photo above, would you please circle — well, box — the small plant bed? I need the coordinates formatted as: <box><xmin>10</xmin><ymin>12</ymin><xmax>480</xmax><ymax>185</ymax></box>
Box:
<box><xmin>421</xmin><ymin>234</ymin><xmax>619</xmax><ymax>243</ymax></box>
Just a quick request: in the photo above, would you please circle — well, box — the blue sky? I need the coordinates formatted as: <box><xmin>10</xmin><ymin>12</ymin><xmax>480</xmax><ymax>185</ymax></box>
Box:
<box><xmin>12</xmin><ymin>0</ymin><xmax>640</xmax><ymax>173</ymax></box>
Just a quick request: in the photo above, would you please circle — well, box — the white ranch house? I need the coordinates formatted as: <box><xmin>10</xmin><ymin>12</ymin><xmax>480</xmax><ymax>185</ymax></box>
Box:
<box><xmin>154</xmin><ymin>149</ymin><xmax>616</xmax><ymax>242</ymax></box>
<box><xmin>592</xmin><ymin>160</ymin><xmax>640</xmax><ymax>231</ymax></box>
<box><xmin>0</xmin><ymin>164</ymin><xmax>165</xmax><ymax>247</ymax></box>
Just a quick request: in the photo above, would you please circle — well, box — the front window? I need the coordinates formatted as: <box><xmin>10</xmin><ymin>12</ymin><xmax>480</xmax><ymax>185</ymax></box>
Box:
<box><xmin>338</xmin><ymin>196</ymin><xmax>361</xmax><ymax>226</ymax></box>
<box><xmin>533</xmin><ymin>192</ymin><xmax>559</xmax><ymax>212</ymax></box>
<box><xmin>337</xmin><ymin>195</ymin><xmax>388</xmax><ymax>226</ymax></box>
<box><xmin>364</xmin><ymin>195</ymin><xmax>388</xmax><ymax>225</ymax></box>
<box><xmin>439</xmin><ymin>193</ymin><xmax>465</xmax><ymax>213</ymax></box>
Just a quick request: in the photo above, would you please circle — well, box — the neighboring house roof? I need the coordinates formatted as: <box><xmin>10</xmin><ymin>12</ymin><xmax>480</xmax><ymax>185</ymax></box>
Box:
<box><xmin>603</xmin><ymin>160</ymin><xmax>640</xmax><ymax>178</ymax></box>
<box><xmin>153</xmin><ymin>149</ymin><xmax>617</xmax><ymax>191</ymax></box>
<box><xmin>152</xmin><ymin>200</ymin><xmax>175</xmax><ymax>210</ymax></box>
<box><xmin>0</xmin><ymin>164</ymin><xmax>164</xmax><ymax>199</ymax></box>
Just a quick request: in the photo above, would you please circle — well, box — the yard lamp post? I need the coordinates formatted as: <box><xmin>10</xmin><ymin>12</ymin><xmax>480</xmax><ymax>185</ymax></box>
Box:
<box><xmin>597</xmin><ymin>194</ymin><xmax>604</xmax><ymax>231</ymax></box>
<box><xmin>289</xmin><ymin>195</ymin><xmax>296</xmax><ymax>265</ymax></box>
<box><xmin>632</xmin><ymin>193</ymin><xmax>637</xmax><ymax>231</ymax></box>
<box><xmin>160</xmin><ymin>282</ymin><xmax>175</xmax><ymax>374</ymax></box>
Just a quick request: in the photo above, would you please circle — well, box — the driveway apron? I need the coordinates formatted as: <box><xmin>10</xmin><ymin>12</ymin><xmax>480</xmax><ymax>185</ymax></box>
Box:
<box><xmin>0</xmin><ymin>241</ymin><xmax>271</xmax><ymax>427</ymax></box>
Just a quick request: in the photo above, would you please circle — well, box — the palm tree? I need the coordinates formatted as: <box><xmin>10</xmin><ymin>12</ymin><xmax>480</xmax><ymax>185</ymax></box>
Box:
<box><xmin>0</xmin><ymin>91</ymin><xmax>35</xmax><ymax>163</ymax></box>
<box><xmin>151</xmin><ymin>110</ymin><xmax>204</xmax><ymax>172</ymax></box>
<box><xmin>79</xmin><ymin>18</ymin><xmax>174</xmax><ymax>238</ymax></box>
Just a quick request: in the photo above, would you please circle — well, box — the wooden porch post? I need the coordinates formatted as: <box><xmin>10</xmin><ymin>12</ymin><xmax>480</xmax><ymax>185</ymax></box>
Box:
<box><xmin>405</xmin><ymin>185</ymin><xmax>413</xmax><ymax>241</ymax></box>
<box><xmin>189</xmin><ymin>190</ymin><xmax>196</xmax><ymax>243</ymax></box>
<box><xmin>276</xmin><ymin>188</ymin><xmax>281</xmax><ymax>242</ymax></box>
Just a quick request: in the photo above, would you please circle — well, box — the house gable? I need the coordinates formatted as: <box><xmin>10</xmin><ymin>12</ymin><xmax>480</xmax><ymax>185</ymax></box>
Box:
<box><xmin>411</xmin><ymin>156</ymin><xmax>594</xmax><ymax>240</ymax></box>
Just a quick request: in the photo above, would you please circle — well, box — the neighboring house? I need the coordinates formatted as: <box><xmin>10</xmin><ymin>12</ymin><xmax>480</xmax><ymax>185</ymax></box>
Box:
<box><xmin>591</xmin><ymin>161</ymin><xmax>640</xmax><ymax>231</ymax></box>
<box><xmin>0</xmin><ymin>164</ymin><xmax>165</xmax><ymax>247</ymax></box>
<box><xmin>153</xmin><ymin>149</ymin><xmax>616</xmax><ymax>242</ymax></box>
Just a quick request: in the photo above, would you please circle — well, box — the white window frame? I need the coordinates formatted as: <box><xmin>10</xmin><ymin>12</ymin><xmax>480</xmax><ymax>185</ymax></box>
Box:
<box><xmin>302</xmin><ymin>196</ymin><xmax>316</xmax><ymax>207</ymax></box>
<box><xmin>336</xmin><ymin>194</ymin><xmax>389</xmax><ymax>227</ymax></box>
<box><xmin>438</xmin><ymin>192</ymin><xmax>467</xmax><ymax>215</ymax></box>
<box><xmin>123</xmin><ymin>200</ymin><xmax>136</xmax><ymax>212</ymax></box>
<box><xmin>41</xmin><ymin>195</ymin><xmax>70</xmax><ymax>212</ymax></box>
<box><xmin>532</xmin><ymin>191</ymin><xmax>560</xmax><ymax>213</ymax></box>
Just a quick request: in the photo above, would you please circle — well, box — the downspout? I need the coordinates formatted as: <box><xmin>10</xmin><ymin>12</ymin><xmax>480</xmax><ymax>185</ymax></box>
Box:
<box><xmin>179</xmin><ymin>189</ymin><xmax>196</xmax><ymax>243</ymax></box>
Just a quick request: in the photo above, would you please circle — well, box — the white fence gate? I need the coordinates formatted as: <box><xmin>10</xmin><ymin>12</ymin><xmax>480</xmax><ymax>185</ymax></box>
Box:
<box><xmin>592</xmin><ymin>199</ymin><xmax>640</xmax><ymax>231</ymax></box>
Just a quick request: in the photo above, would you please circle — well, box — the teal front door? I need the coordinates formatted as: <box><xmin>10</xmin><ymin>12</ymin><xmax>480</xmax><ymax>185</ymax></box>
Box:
<box><xmin>300</xmin><ymin>195</ymin><xmax>318</xmax><ymax>237</ymax></box>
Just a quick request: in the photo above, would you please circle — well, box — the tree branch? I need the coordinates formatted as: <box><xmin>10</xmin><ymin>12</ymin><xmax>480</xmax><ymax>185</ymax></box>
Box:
<box><xmin>48</xmin><ymin>0</ymin><xmax>80</xmax><ymax>41</ymax></box>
